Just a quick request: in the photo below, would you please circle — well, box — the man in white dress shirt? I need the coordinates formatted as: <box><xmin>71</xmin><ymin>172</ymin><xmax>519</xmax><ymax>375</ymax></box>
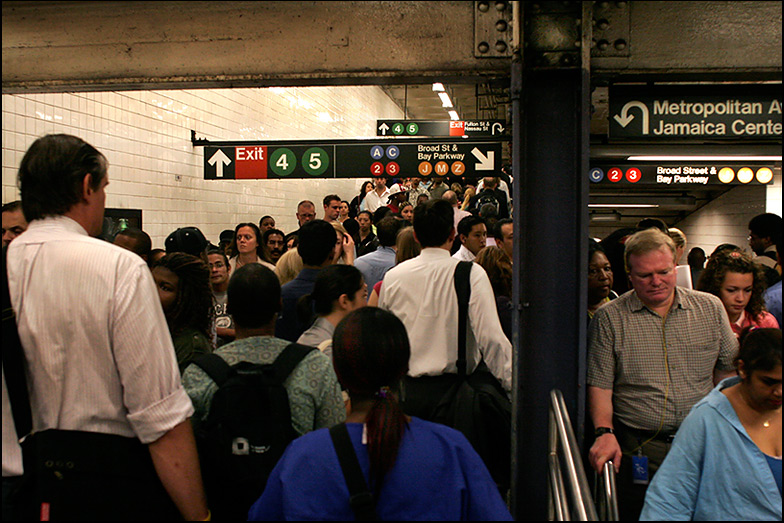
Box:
<box><xmin>452</xmin><ymin>215</ymin><xmax>487</xmax><ymax>262</ymax></box>
<box><xmin>362</xmin><ymin>177</ymin><xmax>391</xmax><ymax>213</ymax></box>
<box><xmin>378</xmin><ymin>199</ymin><xmax>512</xmax><ymax>414</ymax></box>
<box><xmin>3</xmin><ymin>134</ymin><xmax>208</xmax><ymax>520</ymax></box>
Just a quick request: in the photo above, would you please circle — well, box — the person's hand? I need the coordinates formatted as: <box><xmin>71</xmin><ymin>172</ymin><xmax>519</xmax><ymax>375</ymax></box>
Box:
<box><xmin>589</xmin><ymin>433</ymin><xmax>622</xmax><ymax>474</ymax></box>
<box><xmin>342</xmin><ymin>234</ymin><xmax>355</xmax><ymax>263</ymax></box>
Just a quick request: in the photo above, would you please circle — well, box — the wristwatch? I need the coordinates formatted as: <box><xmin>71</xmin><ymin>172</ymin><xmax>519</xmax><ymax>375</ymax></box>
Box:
<box><xmin>594</xmin><ymin>427</ymin><xmax>614</xmax><ymax>438</ymax></box>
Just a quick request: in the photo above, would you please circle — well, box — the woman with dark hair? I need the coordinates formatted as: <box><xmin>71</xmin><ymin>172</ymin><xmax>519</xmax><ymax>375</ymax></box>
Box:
<box><xmin>641</xmin><ymin>327</ymin><xmax>782</xmax><ymax>520</ymax></box>
<box><xmin>152</xmin><ymin>252</ymin><xmax>214</xmax><ymax>373</ymax></box>
<box><xmin>398</xmin><ymin>200</ymin><xmax>414</xmax><ymax>225</ymax></box>
<box><xmin>229</xmin><ymin>222</ymin><xmax>275</xmax><ymax>272</ymax></box>
<box><xmin>296</xmin><ymin>265</ymin><xmax>367</xmax><ymax>357</ymax></box>
<box><xmin>587</xmin><ymin>239</ymin><xmax>617</xmax><ymax>323</ymax></box>
<box><xmin>349</xmin><ymin>181</ymin><xmax>374</xmax><ymax>218</ymax></box>
<box><xmin>248</xmin><ymin>307</ymin><xmax>512</xmax><ymax>520</ymax></box>
<box><xmin>697</xmin><ymin>249</ymin><xmax>779</xmax><ymax>337</ymax></box>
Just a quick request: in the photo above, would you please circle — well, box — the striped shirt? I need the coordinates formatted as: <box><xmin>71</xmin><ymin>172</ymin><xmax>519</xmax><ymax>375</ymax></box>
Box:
<box><xmin>587</xmin><ymin>287</ymin><xmax>737</xmax><ymax>433</ymax></box>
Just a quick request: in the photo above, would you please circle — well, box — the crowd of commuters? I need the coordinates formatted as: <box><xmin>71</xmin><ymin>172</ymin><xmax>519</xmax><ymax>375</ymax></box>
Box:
<box><xmin>2</xmin><ymin>133</ymin><xmax>781</xmax><ymax>520</ymax></box>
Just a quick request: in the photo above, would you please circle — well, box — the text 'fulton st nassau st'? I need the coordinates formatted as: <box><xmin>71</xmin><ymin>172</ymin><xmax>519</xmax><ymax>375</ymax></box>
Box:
<box><xmin>417</xmin><ymin>144</ymin><xmax>466</xmax><ymax>162</ymax></box>
<box><xmin>652</xmin><ymin>99</ymin><xmax>782</xmax><ymax>136</ymax></box>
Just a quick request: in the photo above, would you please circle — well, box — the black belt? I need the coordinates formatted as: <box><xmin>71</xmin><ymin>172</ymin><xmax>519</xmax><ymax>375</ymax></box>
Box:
<box><xmin>616</xmin><ymin>422</ymin><xmax>676</xmax><ymax>444</ymax></box>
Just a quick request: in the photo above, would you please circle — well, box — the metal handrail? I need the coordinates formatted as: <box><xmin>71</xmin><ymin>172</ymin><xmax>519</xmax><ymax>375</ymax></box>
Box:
<box><xmin>593</xmin><ymin>461</ymin><xmax>619</xmax><ymax>521</ymax></box>
<box><xmin>548</xmin><ymin>389</ymin><xmax>598</xmax><ymax>521</ymax></box>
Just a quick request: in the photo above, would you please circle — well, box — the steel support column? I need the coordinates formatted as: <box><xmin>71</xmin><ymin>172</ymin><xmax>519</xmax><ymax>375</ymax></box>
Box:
<box><xmin>511</xmin><ymin>2</ymin><xmax>590</xmax><ymax>519</ymax></box>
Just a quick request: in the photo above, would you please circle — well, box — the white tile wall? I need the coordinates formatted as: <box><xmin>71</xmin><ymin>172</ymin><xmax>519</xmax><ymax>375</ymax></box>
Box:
<box><xmin>2</xmin><ymin>87</ymin><xmax>404</xmax><ymax>247</ymax></box>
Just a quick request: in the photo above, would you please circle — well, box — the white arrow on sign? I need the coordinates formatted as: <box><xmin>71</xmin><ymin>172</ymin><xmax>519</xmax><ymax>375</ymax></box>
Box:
<box><xmin>208</xmin><ymin>149</ymin><xmax>232</xmax><ymax>178</ymax></box>
<box><xmin>471</xmin><ymin>147</ymin><xmax>495</xmax><ymax>171</ymax></box>
<box><xmin>613</xmin><ymin>101</ymin><xmax>650</xmax><ymax>134</ymax></box>
<box><xmin>491</xmin><ymin>122</ymin><xmax>504</xmax><ymax>135</ymax></box>
<box><xmin>378</xmin><ymin>123</ymin><xmax>390</xmax><ymax>136</ymax></box>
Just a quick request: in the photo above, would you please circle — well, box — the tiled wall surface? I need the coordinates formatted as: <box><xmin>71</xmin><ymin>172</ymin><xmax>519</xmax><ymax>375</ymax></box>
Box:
<box><xmin>2</xmin><ymin>87</ymin><xmax>404</xmax><ymax>247</ymax></box>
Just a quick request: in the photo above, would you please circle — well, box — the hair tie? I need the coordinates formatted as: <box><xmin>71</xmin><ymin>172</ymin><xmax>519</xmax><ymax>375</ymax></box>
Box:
<box><xmin>374</xmin><ymin>386</ymin><xmax>391</xmax><ymax>400</ymax></box>
<box><xmin>729</xmin><ymin>251</ymin><xmax>742</xmax><ymax>258</ymax></box>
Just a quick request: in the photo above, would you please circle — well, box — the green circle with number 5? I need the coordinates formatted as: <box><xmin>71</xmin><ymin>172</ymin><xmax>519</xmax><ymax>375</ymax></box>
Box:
<box><xmin>270</xmin><ymin>148</ymin><xmax>296</xmax><ymax>176</ymax></box>
<box><xmin>406</xmin><ymin>123</ymin><xmax>419</xmax><ymax>135</ymax></box>
<box><xmin>302</xmin><ymin>147</ymin><xmax>329</xmax><ymax>176</ymax></box>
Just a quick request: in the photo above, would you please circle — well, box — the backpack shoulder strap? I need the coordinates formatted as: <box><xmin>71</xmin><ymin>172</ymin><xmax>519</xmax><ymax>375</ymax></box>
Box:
<box><xmin>329</xmin><ymin>423</ymin><xmax>378</xmax><ymax>521</ymax></box>
<box><xmin>453</xmin><ymin>261</ymin><xmax>473</xmax><ymax>377</ymax></box>
<box><xmin>273</xmin><ymin>343</ymin><xmax>316</xmax><ymax>381</ymax></box>
<box><xmin>192</xmin><ymin>353</ymin><xmax>233</xmax><ymax>387</ymax></box>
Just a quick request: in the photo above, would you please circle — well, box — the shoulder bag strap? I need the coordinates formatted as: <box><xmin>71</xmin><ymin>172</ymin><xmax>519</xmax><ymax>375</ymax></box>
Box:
<box><xmin>191</xmin><ymin>353</ymin><xmax>233</xmax><ymax>386</ymax></box>
<box><xmin>2</xmin><ymin>245</ymin><xmax>33</xmax><ymax>438</ymax></box>
<box><xmin>273</xmin><ymin>343</ymin><xmax>316</xmax><ymax>381</ymax></box>
<box><xmin>329</xmin><ymin>423</ymin><xmax>379</xmax><ymax>521</ymax></box>
<box><xmin>453</xmin><ymin>261</ymin><xmax>473</xmax><ymax>378</ymax></box>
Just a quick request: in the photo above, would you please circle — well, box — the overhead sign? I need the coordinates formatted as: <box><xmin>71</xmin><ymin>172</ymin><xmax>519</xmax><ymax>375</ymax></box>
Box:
<box><xmin>588</xmin><ymin>163</ymin><xmax>776</xmax><ymax>186</ymax></box>
<box><xmin>376</xmin><ymin>119</ymin><xmax>506</xmax><ymax>137</ymax></box>
<box><xmin>204</xmin><ymin>140</ymin><xmax>501</xmax><ymax>180</ymax></box>
<box><xmin>609</xmin><ymin>85</ymin><xmax>782</xmax><ymax>140</ymax></box>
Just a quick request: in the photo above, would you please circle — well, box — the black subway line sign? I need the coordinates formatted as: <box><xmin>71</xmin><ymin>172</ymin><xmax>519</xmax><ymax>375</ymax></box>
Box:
<box><xmin>609</xmin><ymin>85</ymin><xmax>782</xmax><ymax>140</ymax></box>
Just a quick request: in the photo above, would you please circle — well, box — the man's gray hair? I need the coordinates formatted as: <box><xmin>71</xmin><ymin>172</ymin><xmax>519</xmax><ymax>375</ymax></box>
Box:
<box><xmin>624</xmin><ymin>228</ymin><xmax>676</xmax><ymax>273</ymax></box>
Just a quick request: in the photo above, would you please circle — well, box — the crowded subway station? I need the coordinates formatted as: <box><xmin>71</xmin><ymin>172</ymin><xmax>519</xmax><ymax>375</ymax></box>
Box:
<box><xmin>2</xmin><ymin>1</ymin><xmax>782</xmax><ymax>521</ymax></box>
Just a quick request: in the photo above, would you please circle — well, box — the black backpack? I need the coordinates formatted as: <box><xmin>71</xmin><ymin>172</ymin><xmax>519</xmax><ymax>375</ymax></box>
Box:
<box><xmin>191</xmin><ymin>343</ymin><xmax>315</xmax><ymax>520</ymax></box>
<box><xmin>473</xmin><ymin>189</ymin><xmax>500</xmax><ymax>215</ymax></box>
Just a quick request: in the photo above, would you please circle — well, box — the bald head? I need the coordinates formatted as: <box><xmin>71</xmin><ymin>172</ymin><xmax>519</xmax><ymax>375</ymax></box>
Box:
<box><xmin>442</xmin><ymin>190</ymin><xmax>458</xmax><ymax>206</ymax></box>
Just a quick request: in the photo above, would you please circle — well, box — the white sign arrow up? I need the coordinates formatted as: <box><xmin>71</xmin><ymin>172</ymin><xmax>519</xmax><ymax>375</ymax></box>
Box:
<box><xmin>613</xmin><ymin>101</ymin><xmax>650</xmax><ymax>135</ymax></box>
<box><xmin>378</xmin><ymin>122</ymin><xmax>390</xmax><ymax>136</ymax></box>
<box><xmin>471</xmin><ymin>147</ymin><xmax>495</xmax><ymax>171</ymax></box>
<box><xmin>208</xmin><ymin>149</ymin><xmax>232</xmax><ymax>178</ymax></box>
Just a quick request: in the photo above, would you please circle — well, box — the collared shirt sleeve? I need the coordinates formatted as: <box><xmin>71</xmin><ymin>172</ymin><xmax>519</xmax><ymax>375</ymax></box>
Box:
<box><xmin>112</xmin><ymin>258</ymin><xmax>194</xmax><ymax>443</ymax></box>
<box><xmin>468</xmin><ymin>264</ymin><xmax>513</xmax><ymax>392</ymax></box>
<box><xmin>586</xmin><ymin>307</ymin><xmax>616</xmax><ymax>390</ymax></box>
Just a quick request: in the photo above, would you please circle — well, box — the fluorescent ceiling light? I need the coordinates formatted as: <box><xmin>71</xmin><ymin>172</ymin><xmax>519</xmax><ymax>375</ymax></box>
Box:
<box><xmin>588</xmin><ymin>204</ymin><xmax>660</xmax><ymax>208</ymax></box>
<box><xmin>590</xmin><ymin>211</ymin><xmax>621</xmax><ymax>222</ymax></box>
<box><xmin>448</xmin><ymin>110</ymin><xmax>460</xmax><ymax>121</ymax></box>
<box><xmin>432</xmin><ymin>83</ymin><xmax>445</xmax><ymax>92</ymax></box>
<box><xmin>627</xmin><ymin>155</ymin><xmax>782</xmax><ymax>162</ymax></box>
<box><xmin>438</xmin><ymin>92</ymin><xmax>453</xmax><ymax>108</ymax></box>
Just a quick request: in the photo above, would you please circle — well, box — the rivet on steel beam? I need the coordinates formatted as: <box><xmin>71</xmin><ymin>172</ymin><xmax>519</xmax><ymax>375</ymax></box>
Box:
<box><xmin>616</xmin><ymin>1</ymin><xmax>627</xmax><ymax>8</ymax></box>
<box><xmin>478</xmin><ymin>41</ymin><xmax>491</xmax><ymax>53</ymax></box>
<box><xmin>597</xmin><ymin>19</ymin><xmax>610</xmax><ymax>30</ymax></box>
<box><xmin>561</xmin><ymin>54</ymin><xmax>574</xmax><ymax>65</ymax></box>
<box><xmin>495</xmin><ymin>1</ymin><xmax>506</xmax><ymax>11</ymax></box>
<box><xmin>614</xmin><ymin>39</ymin><xmax>627</xmax><ymax>50</ymax></box>
<box><xmin>478</xmin><ymin>2</ymin><xmax>490</xmax><ymax>13</ymax></box>
<box><xmin>597</xmin><ymin>39</ymin><xmax>610</xmax><ymax>51</ymax></box>
<box><xmin>496</xmin><ymin>20</ymin><xmax>508</xmax><ymax>31</ymax></box>
<box><xmin>495</xmin><ymin>40</ymin><xmax>508</xmax><ymax>53</ymax></box>
<box><xmin>597</xmin><ymin>1</ymin><xmax>610</xmax><ymax>9</ymax></box>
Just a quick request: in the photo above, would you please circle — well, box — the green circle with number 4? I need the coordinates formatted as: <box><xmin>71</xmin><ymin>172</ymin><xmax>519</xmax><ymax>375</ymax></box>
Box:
<box><xmin>392</xmin><ymin>123</ymin><xmax>405</xmax><ymax>135</ymax></box>
<box><xmin>302</xmin><ymin>147</ymin><xmax>329</xmax><ymax>176</ymax></box>
<box><xmin>270</xmin><ymin>148</ymin><xmax>296</xmax><ymax>176</ymax></box>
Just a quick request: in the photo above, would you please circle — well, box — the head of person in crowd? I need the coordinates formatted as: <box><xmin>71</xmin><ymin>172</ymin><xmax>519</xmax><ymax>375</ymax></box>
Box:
<box><xmin>493</xmin><ymin>218</ymin><xmax>514</xmax><ymax>261</ymax></box>
<box><xmin>373</xmin><ymin>205</ymin><xmax>393</xmax><ymax>224</ymax></box>
<box><xmin>206</xmin><ymin>248</ymin><xmax>231</xmax><ymax>293</ymax></box>
<box><xmin>152</xmin><ymin>252</ymin><xmax>214</xmax><ymax>340</ymax></box>
<box><xmin>359</xmin><ymin>181</ymin><xmax>374</xmax><ymax>200</ymax></box>
<box><xmin>416</xmin><ymin>193</ymin><xmax>429</xmax><ymax>206</ymax></box>
<box><xmin>710</xmin><ymin>243</ymin><xmax>741</xmax><ymax>259</ymax></box>
<box><xmin>668</xmin><ymin>227</ymin><xmax>687</xmax><ymax>264</ymax></box>
<box><xmin>331</xmin><ymin>221</ymin><xmax>354</xmax><ymax>265</ymax></box>
<box><xmin>623</xmin><ymin>228</ymin><xmax>678</xmax><ymax>312</ymax></box>
<box><xmin>386</xmin><ymin>184</ymin><xmax>408</xmax><ymax>209</ymax></box>
<box><xmin>285</xmin><ymin>234</ymin><xmax>298</xmax><ymax>251</ymax></box>
<box><xmin>394</xmin><ymin>225</ymin><xmax>421</xmax><ymax>264</ymax></box>
<box><xmin>298</xmin><ymin>219</ymin><xmax>338</xmax><ymax>268</ymax></box>
<box><xmin>398</xmin><ymin>201</ymin><xmax>414</xmax><ymax>224</ymax></box>
<box><xmin>148</xmin><ymin>248</ymin><xmax>166</xmax><ymax>267</ymax></box>
<box><xmin>587</xmin><ymin>239</ymin><xmax>614</xmax><ymax>312</ymax></box>
<box><xmin>2</xmin><ymin>200</ymin><xmax>28</xmax><ymax>247</ymax></box>
<box><xmin>375</xmin><ymin>216</ymin><xmax>405</xmax><ymax>249</ymax></box>
<box><xmin>374</xmin><ymin>176</ymin><xmax>388</xmax><ymax>191</ymax></box>
<box><xmin>450</xmin><ymin>182</ymin><xmax>463</xmax><ymax>198</ymax></box>
<box><xmin>697</xmin><ymin>249</ymin><xmax>768</xmax><ymax>325</ymax></box>
<box><xmin>734</xmin><ymin>327</ymin><xmax>782</xmax><ymax>413</ymax></box>
<box><xmin>342</xmin><ymin>216</ymin><xmax>359</xmax><ymax>239</ymax></box>
<box><xmin>229</xmin><ymin>222</ymin><xmax>263</xmax><ymax>260</ymax></box>
<box><xmin>413</xmin><ymin>198</ymin><xmax>455</xmax><ymax>249</ymax></box>
<box><xmin>482</xmin><ymin>176</ymin><xmax>499</xmax><ymax>190</ymax></box>
<box><xmin>18</xmin><ymin>134</ymin><xmax>108</xmax><ymax>237</ymax></box>
<box><xmin>227</xmin><ymin>264</ymin><xmax>282</xmax><ymax>332</ymax></box>
<box><xmin>476</xmin><ymin>246</ymin><xmax>513</xmax><ymax>299</ymax></box>
<box><xmin>165</xmin><ymin>226</ymin><xmax>209</xmax><ymax>259</ymax></box>
<box><xmin>297</xmin><ymin>264</ymin><xmax>367</xmax><ymax>329</ymax></box>
<box><xmin>442</xmin><ymin>190</ymin><xmax>459</xmax><ymax>207</ymax></box>
<box><xmin>479</xmin><ymin>203</ymin><xmax>499</xmax><ymax>234</ymax></box>
<box><xmin>332</xmin><ymin>307</ymin><xmax>411</xmax><ymax>489</ymax></box>
<box><xmin>636</xmin><ymin>217</ymin><xmax>669</xmax><ymax>234</ymax></box>
<box><xmin>218</xmin><ymin>229</ymin><xmax>235</xmax><ymax>256</ymax></box>
<box><xmin>748</xmin><ymin>213</ymin><xmax>782</xmax><ymax>256</ymax></box>
<box><xmin>274</xmin><ymin>248</ymin><xmax>304</xmax><ymax>286</ymax></box>
<box><xmin>259</xmin><ymin>215</ymin><xmax>276</xmax><ymax>232</ymax></box>
<box><xmin>113</xmin><ymin>226</ymin><xmax>152</xmax><ymax>262</ymax></box>
<box><xmin>323</xmin><ymin>194</ymin><xmax>342</xmax><ymax>222</ymax></box>
<box><xmin>688</xmin><ymin>247</ymin><xmax>706</xmax><ymax>270</ymax></box>
<box><xmin>262</xmin><ymin>228</ymin><xmax>286</xmax><ymax>265</ymax></box>
<box><xmin>296</xmin><ymin>200</ymin><xmax>317</xmax><ymax>228</ymax></box>
<box><xmin>357</xmin><ymin>210</ymin><xmax>373</xmax><ymax>236</ymax></box>
<box><xmin>338</xmin><ymin>200</ymin><xmax>351</xmax><ymax>222</ymax></box>
<box><xmin>456</xmin><ymin>215</ymin><xmax>487</xmax><ymax>256</ymax></box>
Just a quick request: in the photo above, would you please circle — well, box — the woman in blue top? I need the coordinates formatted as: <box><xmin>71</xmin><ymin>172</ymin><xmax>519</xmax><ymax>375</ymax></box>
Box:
<box><xmin>641</xmin><ymin>327</ymin><xmax>782</xmax><ymax>521</ymax></box>
<box><xmin>248</xmin><ymin>307</ymin><xmax>512</xmax><ymax>521</ymax></box>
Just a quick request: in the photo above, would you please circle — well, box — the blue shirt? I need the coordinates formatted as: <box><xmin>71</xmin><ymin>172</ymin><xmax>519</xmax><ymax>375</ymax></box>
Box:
<box><xmin>641</xmin><ymin>377</ymin><xmax>782</xmax><ymax>521</ymax></box>
<box><xmin>275</xmin><ymin>268</ymin><xmax>321</xmax><ymax>342</ymax></box>
<box><xmin>353</xmin><ymin>246</ymin><xmax>396</xmax><ymax>293</ymax></box>
<box><xmin>764</xmin><ymin>279</ymin><xmax>782</xmax><ymax>329</ymax></box>
<box><xmin>248</xmin><ymin>417</ymin><xmax>512</xmax><ymax>521</ymax></box>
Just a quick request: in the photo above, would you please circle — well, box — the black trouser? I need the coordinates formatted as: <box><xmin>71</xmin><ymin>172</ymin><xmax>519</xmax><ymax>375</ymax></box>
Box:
<box><xmin>400</xmin><ymin>374</ymin><xmax>461</xmax><ymax>420</ymax></box>
<box><xmin>613</xmin><ymin>422</ymin><xmax>675</xmax><ymax>521</ymax></box>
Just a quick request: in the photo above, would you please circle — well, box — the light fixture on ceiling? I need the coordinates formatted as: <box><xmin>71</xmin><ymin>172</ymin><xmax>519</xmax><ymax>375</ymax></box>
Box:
<box><xmin>589</xmin><ymin>195</ymin><xmax>696</xmax><ymax>209</ymax></box>
<box><xmin>438</xmin><ymin>92</ymin><xmax>453</xmax><ymax>108</ymax></box>
<box><xmin>432</xmin><ymin>82</ymin><xmax>445</xmax><ymax>92</ymax></box>
<box><xmin>589</xmin><ymin>204</ymin><xmax>660</xmax><ymax>208</ymax></box>
<box><xmin>590</xmin><ymin>211</ymin><xmax>621</xmax><ymax>222</ymax></box>
<box><xmin>627</xmin><ymin>155</ymin><xmax>782</xmax><ymax>162</ymax></box>
<box><xmin>448</xmin><ymin>110</ymin><xmax>460</xmax><ymax>121</ymax></box>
